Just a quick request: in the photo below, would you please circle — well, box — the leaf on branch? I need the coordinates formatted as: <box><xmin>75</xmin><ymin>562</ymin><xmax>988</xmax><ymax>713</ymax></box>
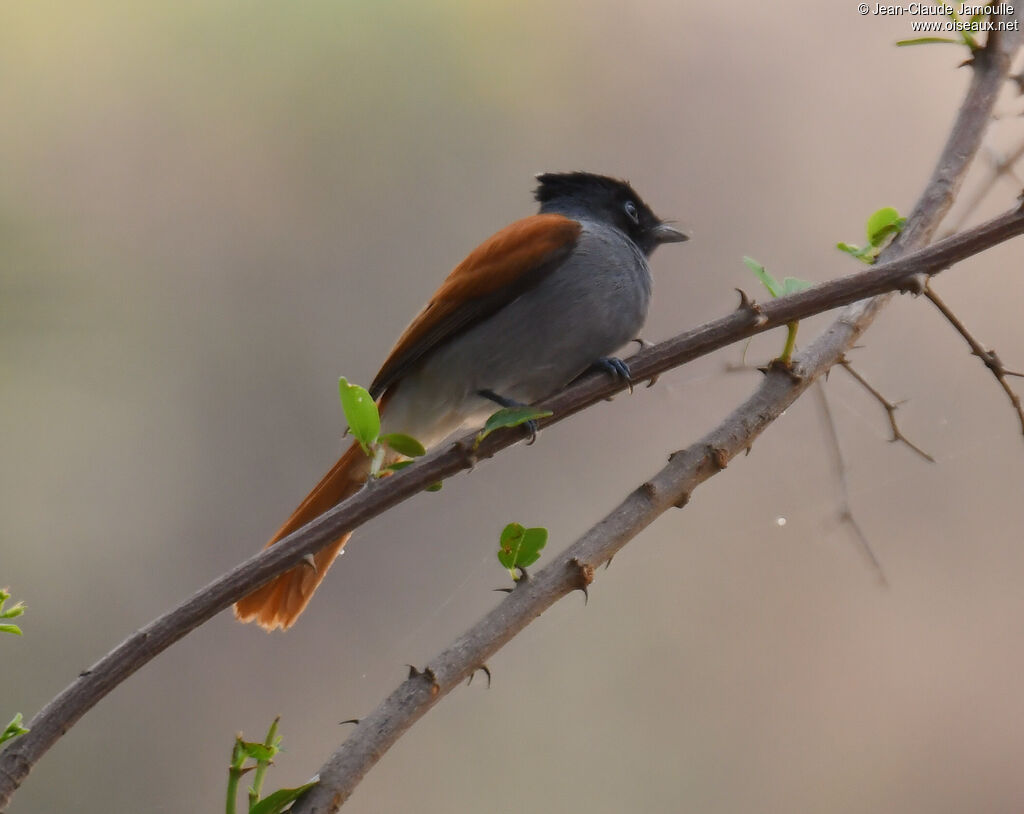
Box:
<box><xmin>339</xmin><ymin>377</ymin><xmax>380</xmax><ymax>454</ymax></box>
<box><xmin>866</xmin><ymin>206</ymin><xmax>907</xmax><ymax>247</ymax></box>
<box><xmin>248</xmin><ymin>781</ymin><xmax>319</xmax><ymax>814</ymax></box>
<box><xmin>0</xmin><ymin>714</ymin><xmax>29</xmax><ymax>747</ymax></box>
<box><xmin>838</xmin><ymin>206</ymin><xmax>906</xmax><ymax>264</ymax></box>
<box><xmin>781</xmin><ymin>277</ymin><xmax>813</xmax><ymax>296</ymax></box>
<box><xmin>476</xmin><ymin>407</ymin><xmax>552</xmax><ymax>444</ymax></box>
<box><xmin>743</xmin><ymin>257</ymin><xmax>811</xmax><ymax>299</ymax></box>
<box><xmin>498</xmin><ymin>523</ymin><xmax>549</xmax><ymax>578</ymax></box>
<box><xmin>237</xmin><ymin>740</ymin><xmax>277</xmax><ymax>763</ymax></box>
<box><xmin>0</xmin><ymin>588</ymin><xmax>24</xmax><ymax>635</ymax></box>
<box><xmin>742</xmin><ymin>256</ymin><xmax>782</xmax><ymax>298</ymax></box>
<box><xmin>379</xmin><ymin>433</ymin><xmax>426</xmax><ymax>459</ymax></box>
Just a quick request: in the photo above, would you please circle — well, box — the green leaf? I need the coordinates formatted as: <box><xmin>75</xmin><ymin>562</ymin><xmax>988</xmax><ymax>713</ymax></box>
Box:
<box><xmin>0</xmin><ymin>714</ymin><xmax>29</xmax><ymax>747</ymax></box>
<box><xmin>379</xmin><ymin>433</ymin><xmax>426</xmax><ymax>458</ymax></box>
<box><xmin>836</xmin><ymin>241</ymin><xmax>877</xmax><ymax>264</ymax></box>
<box><xmin>781</xmin><ymin>277</ymin><xmax>813</xmax><ymax>295</ymax></box>
<box><xmin>497</xmin><ymin>526</ymin><xmax>521</xmax><ymax>570</ymax></box>
<box><xmin>338</xmin><ymin>377</ymin><xmax>380</xmax><ymax>452</ymax></box>
<box><xmin>476</xmin><ymin>406</ymin><xmax>552</xmax><ymax>444</ymax></box>
<box><xmin>838</xmin><ymin>207</ymin><xmax>905</xmax><ymax>266</ymax></box>
<box><xmin>896</xmin><ymin>36</ymin><xmax>961</xmax><ymax>46</ymax></box>
<box><xmin>248</xmin><ymin>781</ymin><xmax>318</xmax><ymax>814</ymax></box>
<box><xmin>742</xmin><ymin>256</ymin><xmax>782</xmax><ymax>298</ymax></box>
<box><xmin>237</xmin><ymin>740</ymin><xmax>276</xmax><ymax>763</ymax></box>
<box><xmin>424</xmin><ymin>481</ymin><xmax>443</xmax><ymax>492</ymax></box>
<box><xmin>0</xmin><ymin>590</ymin><xmax>24</xmax><ymax>634</ymax></box>
<box><xmin>498</xmin><ymin>523</ymin><xmax>549</xmax><ymax>576</ymax></box>
<box><xmin>516</xmin><ymin>527</ymin><xmax>547</xmax><ymax>568</ymax></box>
<box><xmin>865</xmin><ymin>207</ymin><xmax>906</xmax><ymax>247</ymax></box>
<box><xmin>385</xmin><ymin>460</ymin><xmax>415</xmax><ymax>472</ymax></box>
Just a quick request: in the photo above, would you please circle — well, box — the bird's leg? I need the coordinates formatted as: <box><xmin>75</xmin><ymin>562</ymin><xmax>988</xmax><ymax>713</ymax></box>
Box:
<box><xmin>590</xmin><ymin>357</ymin><xmax>633</xmax><ymax>393</ymax></box>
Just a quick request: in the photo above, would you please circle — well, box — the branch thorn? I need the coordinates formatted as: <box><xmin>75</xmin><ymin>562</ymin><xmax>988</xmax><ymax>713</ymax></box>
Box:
<box><xmin>467</xmin><ymin>665</ymin><xmax>492</xmax><ymax>688</ymax></box>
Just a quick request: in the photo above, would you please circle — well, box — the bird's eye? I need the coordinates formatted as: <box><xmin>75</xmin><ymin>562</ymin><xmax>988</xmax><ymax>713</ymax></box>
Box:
<box><xmin>623</xmin><ymin>200</ymin><xmax>640</xmax><ymax>224</ymax></box>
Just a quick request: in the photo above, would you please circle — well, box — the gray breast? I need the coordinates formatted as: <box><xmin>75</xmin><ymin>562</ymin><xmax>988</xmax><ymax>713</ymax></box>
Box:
<box><xmin>446</xmin><ymin>221</ymin><xmax>651</xmax><ymax>399</ymax></box>
<box><xmin>382</xmin><ymin>221</ymin><xmax>652</xmax><ymax>444</ymax></box>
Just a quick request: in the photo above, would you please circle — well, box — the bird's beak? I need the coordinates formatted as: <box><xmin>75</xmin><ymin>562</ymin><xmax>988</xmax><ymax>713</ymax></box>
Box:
<box><xmin>651</xmin><ymin>222</ymin><xmax>689</xmax><ymax>244</ymax></box>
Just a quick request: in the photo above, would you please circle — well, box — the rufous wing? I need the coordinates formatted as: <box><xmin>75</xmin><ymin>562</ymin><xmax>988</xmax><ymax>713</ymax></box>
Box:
<box><xmin>369</xmin><ymin>213</ymin><xmax>581</xmax><ymax>398</ymax></box>
<box><xmin>236</xmin><ymin>214</ymin><xmax>581</xmax><ymax>631</ymax></box>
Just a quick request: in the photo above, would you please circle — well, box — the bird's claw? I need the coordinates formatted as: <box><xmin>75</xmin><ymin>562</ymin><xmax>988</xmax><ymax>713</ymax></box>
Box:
<box><xmin>593</xmin><ymin>356</ymin><xmax>633</xmax><ymax>393</ymax></box>
<box><xmin>523</xmin><ymin>419</ymin><xmax>538</xmax><ymax>445</ymax></box>
<box><xmin>595</xmin><ymin>356</ymin><xmax>631</xmax><ymax>380</ymax></box>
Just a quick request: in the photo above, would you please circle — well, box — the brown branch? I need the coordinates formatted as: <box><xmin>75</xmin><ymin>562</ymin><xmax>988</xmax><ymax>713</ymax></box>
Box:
<box><xmin>1</xmin><ymin>28</ymin><xmax>1020</xmax><ymax>814</ymax></box>
<box><xmin>924</xmin><ymin>281</ymin><xmax>1024</xmax><ymax>434</ymax></box>
<box><xmin>837</xmin><ymin>357</ymin><xmax>936</xmax><ymax>462</ymax></box>
<box><xmin>812</xmin><ymin>380</ymin><xmax>888</xmax><ymax>586</ymax></box>
<box><xmin>0</xmin><ymin>213</ymin><xmax>1019</xmax><ymax>811</ymax></box>
<box><xmin>290</xmin><ymin>28</ymin><xmax>1022</xmax><ymax>814</ymax></box>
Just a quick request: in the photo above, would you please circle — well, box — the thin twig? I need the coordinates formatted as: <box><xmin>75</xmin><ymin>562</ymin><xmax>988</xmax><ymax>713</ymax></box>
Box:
<box><xmin>813</xmin><ymin>381</ymin><xmax>889</xmax><ymax>586</ymax></box>
<box><xmin>837</xmin><ymin>357</ymin><xmax>936</xmax><ymax>462</ymax></box>
<box><xmin>924</xmin><ymin>281</ymin><xmax>1024</xmax><ymax>434</ymax></box>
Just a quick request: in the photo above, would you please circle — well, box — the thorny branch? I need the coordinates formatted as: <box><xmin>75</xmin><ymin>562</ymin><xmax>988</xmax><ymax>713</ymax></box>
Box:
<box><xmin>291</xmin><ymin>25</ymin><xmax>1023</xmax><ymax>814</ymax></box>
<box><xmin>924</xmin><ymin>280</ymin><xmax>1024</xmax><ymax>434</ymax></box>
<box><xmin>1</xmin><ymin>23</ymin><xmax>1022</xmax><ymax>814</ymax></box>
<box><xmin>837</xmin><ymin>357</ymin><xmax>936</xmax><ymax>462</ymax></box>
<box><xmin>2</xmin><ymin>207</ymin><xmax>1023</xmax><ymax>813</ymax></box>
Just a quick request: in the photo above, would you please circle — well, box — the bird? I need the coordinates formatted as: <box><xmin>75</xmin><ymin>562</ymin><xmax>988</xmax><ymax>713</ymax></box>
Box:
<box><xmin>234</xmin><ymin>171</ymin><xmax>688</xmax><ymax>631</ymax></box>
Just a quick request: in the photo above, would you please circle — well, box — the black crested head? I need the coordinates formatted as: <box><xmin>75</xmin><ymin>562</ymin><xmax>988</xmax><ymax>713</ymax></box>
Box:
<box><xmin>534</xmin><ymin>171</ymin><xmax>687</xmax><ymax>256</ymax></box>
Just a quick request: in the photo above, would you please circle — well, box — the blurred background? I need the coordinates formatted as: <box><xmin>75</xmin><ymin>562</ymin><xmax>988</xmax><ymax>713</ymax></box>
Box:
<box><xmin>4</xmin><ymin>2</ymin><xmax>1024</xmax><ymax>812</ymax></box>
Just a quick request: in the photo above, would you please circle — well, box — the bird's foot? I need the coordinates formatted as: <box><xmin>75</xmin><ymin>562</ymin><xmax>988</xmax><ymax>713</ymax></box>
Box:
<box><xmin>592</xmin><ymin>356</ymin><xmax>633</xmax><ymax>393</ymax></box>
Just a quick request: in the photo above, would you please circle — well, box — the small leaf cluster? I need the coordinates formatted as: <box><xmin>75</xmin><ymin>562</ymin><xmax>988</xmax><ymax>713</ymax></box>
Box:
<box><xmin>837</xmin><ymin>207</ymin><xmax>906</xmax><ymax>264</ymax></box>
<box><xmin>1</xmin><ymin>713</ymin><xmax>29</xmax><ymax>748</ymax></box>
<box><xmin>226</xmin><ymin>717</ymin><xmax>316</xmax><ymax>814</ymax></box>
<box><xmin>338</xmin><ymin>377</ymin><xmax>432</xmax><ymax>483</ymax></box>
<box><xmin>742</xmin><ymin>258</ymin><xmax>812</xmax><ymax>364</ymax></box>
<box><xmin>338</xmin><ymin>377</ymin><xmax>425</xmax><ymax>461</ymax></box>
<box><xmin>0</xmin><ymin>587</ymin><xmax>25</xmax><ymax>636</ymax></box>
<box><xmin>497</xmin><ymin>523</ymin><xmax>548</xmax><ymax>579</ymax></box>
<box><xmin>742</xmin><ymin>257</ymin><xmax>813</xmax><ymax>299</ymax></box>
<box><xmin>1</xmin><ymin>588</ymin><xmax>29</xmax><ymax>747</ymax></box>
<box><xmin>341</xmin><ymin>379</ymin><xmax>554</xmax><ymax>575</ymax></box>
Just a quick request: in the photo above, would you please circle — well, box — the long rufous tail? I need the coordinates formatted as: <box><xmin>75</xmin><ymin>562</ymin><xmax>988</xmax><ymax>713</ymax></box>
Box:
<box><xmin>234</xmin><ymin>442</ymin><xmax>371</xmax><ymax>631</ymax></box>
